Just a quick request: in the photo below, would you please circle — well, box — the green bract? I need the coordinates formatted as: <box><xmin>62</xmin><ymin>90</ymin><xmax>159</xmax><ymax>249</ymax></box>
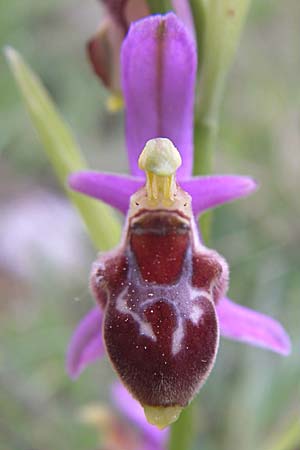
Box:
<box><xmin>5</xmin><ymin>47</ymin><xmax>121</xmax><ymax>251</ymax></box>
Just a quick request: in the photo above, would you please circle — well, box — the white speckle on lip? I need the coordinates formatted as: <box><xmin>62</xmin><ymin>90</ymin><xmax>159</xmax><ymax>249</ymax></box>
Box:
<box><xmin>190</xmin><ymin>305</ymin><xmax>203</xmax><ymax>325</ymax></box>
<box><xmin>116</xmin><ymin>286</ymin><xmax>157</xmax><ymax>341</ymax></box>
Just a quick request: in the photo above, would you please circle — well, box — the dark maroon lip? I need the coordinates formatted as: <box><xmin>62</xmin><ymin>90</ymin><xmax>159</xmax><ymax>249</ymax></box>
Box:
<box><xmin>131</xmin><ymin>208</ymin><xmax>191</xmax><ymax>222</ymax></box>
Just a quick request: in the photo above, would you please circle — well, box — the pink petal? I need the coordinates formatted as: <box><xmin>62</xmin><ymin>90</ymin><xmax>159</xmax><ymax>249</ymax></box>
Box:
<box><xmin>181</xmin><ymin>175</ymin><xmax>257</xmax><ymax>215</ymax></box>
<box><xmin>111</xmin><ymin>382</ymin><xmax>169</xmax><ymax>445</ymax></box>
<box><xmin>66</xmin><ymin>307</ymin><xmax>104</xmax><ymax>379</ymax></box>
<box><xmin>69</xmin><ymin>171</ymin><xmax>143</xmax><ymax>213</ymax></box>
<box><xmin>217</xmin><ymin>297</ymin><xmax>291</xmax><ymax>355</ymax></box>
<box><xmin>122</xmin><ymin>13</ymin><xmax>196</xmax><ymax>178</ymax></box>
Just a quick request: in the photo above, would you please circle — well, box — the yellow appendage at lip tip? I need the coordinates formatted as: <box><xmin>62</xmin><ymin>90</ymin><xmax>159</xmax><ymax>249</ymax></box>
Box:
<box><xmin>138</xmin><ymin>138</ymin><xmax>182</xmax><ymax>204</ymax></box>
<box><xmin>106</xmin><ymin>92</ymin><xmax>124</xmax><ymax>112</ymax></box>
<box><xmin>143</xmin><ymin>404</ymin><xmax>183</xmax><ymax>429</ymax></box>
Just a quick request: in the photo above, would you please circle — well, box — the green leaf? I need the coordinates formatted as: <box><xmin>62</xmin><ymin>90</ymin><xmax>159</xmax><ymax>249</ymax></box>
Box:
<box><xmin>261</xmin><ymin>418</ymin><xmax>300</xmax><ymax>450</ymax></box>
<box><xmin>197</xmin><ymin>0</ymin><xmax>251</xmax><ymax>126</ymax></box>
<box><xmin>205</xmin><ymin>0</ymin><xmax>250</xmax><ymax>76</ymax></box>
<box><xmin>5</xmin><ymin>47</ymin><xmax>121</xmax><ymax>250</ymax></box>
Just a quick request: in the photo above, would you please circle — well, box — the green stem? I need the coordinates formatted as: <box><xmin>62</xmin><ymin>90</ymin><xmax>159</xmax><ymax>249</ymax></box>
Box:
<box><xmin>193</xmin><ymin>116</ymin><xmax>218</xmax><ymax>242</ymax></box>
<box><xmin>193</xmin><ymin>66</ymin><xmax>226</xmax><ymax>242</ymax></box>
<box><xmin>188</xmin><ymin>0</ymin><xmax>207</xmax><ymax>71</ymax></box>
<box><xmin>147</xmin><ymin>0</ymin><xmax>173</xmax><ymax>14</ymax></box>
<box><xmin>193</xmin><ymin>114</ymin><xmax>218</xmax><ymax>177</ymax></box>
<box><xmin>261</xmin><ymin>418</ymin><xmax>300</xmax><ymax>450</ymax></box>
<box><xmin>169</xmin><ymin>402</ymin><xmax>196</xmax><ymax>450</ymax></box>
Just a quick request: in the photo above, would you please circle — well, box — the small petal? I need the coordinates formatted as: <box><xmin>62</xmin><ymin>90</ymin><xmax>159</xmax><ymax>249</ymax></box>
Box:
<box><xmin>111</xmin><ymin>382</ymin><xmax>169</xmax><ymax>446</ymax></box>
<box><xmin>124</xmin><ymin>0</ymin><xmax>150</xmax><ymax>27</ymax></box>
<box><xmin>87</xmin><ymin>18</ymin><xmax>124</xmax><ymax>91</ymax></box>
<box><xmin>217</xmin><ymin>297</ymin><xmax>291</xmax><ymax>355</ymax></box>
<box><xmin>122</xmin><ymin>13</ymin><xmax>196</xmax><ymax>178</ymax></box>
<box><xmin>87</xmin><ymin>1</ymin><xmax>149</xmax><ymax>93</ymax></box>
<box><xmin>69</xmin><ymin>171</ymin><xmax>143</xmax><ymax>213</ymax></box>
<box><xmin>66</xmin><ymin>307</ymin><xmax>104</xmax><ymax>379</ymax></box>
<box><xmin>181</xmin><ymin>175</ymin><xmax>257</xmax><ymax>215</ymax></box>
<box><xmin>102</xmin><ymin>0</ymin><xmax>129</xmax><ymax>31</ymax></box>
<box><xmin>103</xmin><ymin>0</ymin><xmax>149</xmax><ymax>31</ymax></box>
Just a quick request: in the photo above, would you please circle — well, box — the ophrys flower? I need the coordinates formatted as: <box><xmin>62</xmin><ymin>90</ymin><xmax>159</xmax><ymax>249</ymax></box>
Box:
<box><xmin>67</xmin><ymin>13</ymin><xmax>291</xmax><ymax>428</ymax></box>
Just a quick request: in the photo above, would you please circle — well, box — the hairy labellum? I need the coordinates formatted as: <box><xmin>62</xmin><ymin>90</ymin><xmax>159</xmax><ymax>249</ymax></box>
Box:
<box><xmin>90</xmin><ymin>145</ymin><xmax>228</xmax><ymax>427</ymax></box>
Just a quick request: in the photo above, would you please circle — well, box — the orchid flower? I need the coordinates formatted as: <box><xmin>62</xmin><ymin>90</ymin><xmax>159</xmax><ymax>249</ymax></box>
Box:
<box><xmin>67</xmin><ymin>14</ymin><xmax>291</xmax><ymax>427</ymax></box>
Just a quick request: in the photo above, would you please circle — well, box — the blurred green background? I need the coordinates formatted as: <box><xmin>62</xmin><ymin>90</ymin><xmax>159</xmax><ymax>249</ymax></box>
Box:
<box><xmin>0</xmin><ymin>1</ymin><xmax>299</xmax><ymax>449</ymax></box>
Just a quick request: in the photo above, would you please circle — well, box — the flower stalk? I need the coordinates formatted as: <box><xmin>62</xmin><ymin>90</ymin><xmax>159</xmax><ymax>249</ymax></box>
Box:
<box><xmin>169</xmin><ymin>402</ymin><xmax>196</xmax><ymax>450</ymax></box>
<box><xmin>262</xmin><ymin>418</ymin><xmax>300</xmax><ymax>450</ymax></box>
<box><xmin>147</xmin><ymin>0</ymin><xmax>173</xmax><ymax>14</ymax></box>
<box><xmin>188</xmin><ymin>0</ymin><xmax>206</xmax><ymax>70</ymax></box>
<box><xmin>171</xmin><ymin>1</ymin><xmax>252</xmax><ymax>447</ymax></box>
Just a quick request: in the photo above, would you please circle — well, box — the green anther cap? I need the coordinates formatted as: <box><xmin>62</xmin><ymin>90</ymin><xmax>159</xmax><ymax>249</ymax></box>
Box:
<box><xmin>138</xmin><ymin>138</ymin><xmax>182</xmax><ymax>204</ymax></box>
<box><xmin>138</xmin><ymin>138</ymin><xmax>182</xmax><ymax>176</ymax></box>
